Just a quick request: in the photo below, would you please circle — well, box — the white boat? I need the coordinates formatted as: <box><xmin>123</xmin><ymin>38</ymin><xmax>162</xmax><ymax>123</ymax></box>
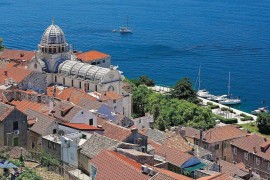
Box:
<box><xmin>197</xmin><ymin>89</ymin><xmax>211</xmax><ymax>98</ymax></box>
<box><xmin>218</xmin><ymin>72</ymin><xmax>241</xmax><ymax>105</ymax></box>
<box><xmin>251</xmin><ymin>107</ymin><xmax>268</xmax><ymax>115</ymax></box>
<box><xmin>119</xmin><ymin>16</ymin><xmax>132</xmax><ymax>34</ymax></box>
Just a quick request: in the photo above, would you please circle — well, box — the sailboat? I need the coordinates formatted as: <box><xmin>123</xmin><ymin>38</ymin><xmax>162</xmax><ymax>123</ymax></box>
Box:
<box><xmin>218</xmin><ymin>72</ymin><xmax>241</xmax><ymax>105</ymax></box>
<box><xmin>196</xmin><ymin>66</ymin><xmax>215</xmax><ymax>99</ymax></box>
<box><xmin>119</xmin><ymin>16</ymin><xmax>132</xmax><ymax>34</ymax></box>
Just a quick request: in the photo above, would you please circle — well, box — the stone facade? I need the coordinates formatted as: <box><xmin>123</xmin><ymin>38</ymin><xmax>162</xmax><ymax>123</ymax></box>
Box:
<box><xmin>42</xmin><ymin>136</ymin><xmax>61</xmax><ymax>160</ymax></box>
<box><xmin>231</xmin><ymin>145</ymin><xmax>270</xmax><ymax>179</ymax></box>
<box><xmin>0</xmin><ymin>108</ymin><xmax>28</xmax><ymax>147</ymax></box>
<box><xmin>18</xmin><ymin>72</ymin><xmax>47</xmax><ymax>93</ymax></box>
<box><xmin>194</xmin><ymin>138</ymin><xmax>235</xmax><ymax>162</ymax></box>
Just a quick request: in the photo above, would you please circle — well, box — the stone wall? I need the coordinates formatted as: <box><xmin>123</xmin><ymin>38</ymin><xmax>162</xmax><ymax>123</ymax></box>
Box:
<box><xmin>42</xmin><ymin>138</ymin><xmax>61</xmax><ymax>160</ymax></box>
<box><xmin>3</xmin><ymin>109</ymin><xmax>28</xmax><ymax>147</ymax></box>
<box><xmin>18</xmin><ymin>72</ymin><xmax>47</xmax><ymax>93</ymax></box>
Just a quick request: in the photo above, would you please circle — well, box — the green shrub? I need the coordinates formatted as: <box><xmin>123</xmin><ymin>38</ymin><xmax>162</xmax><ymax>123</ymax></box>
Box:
<box><xmin>240</xmin><ymin>113</ymin><xmax>247</xmax><ymax>117</ymax></box>
<box><xmin>241</xmin><ymin>116</ymin><xmax>254</xmax><ymax>121</ymax></box>
<box><xmin>214</xmin><ymin>114</ymin><xmax>237</xmax><ymax>124</ymax></box>
<box><xmin>210</xmin><ymin>105</ymin><xmax>219</xmax><ymax>109</ymax></box>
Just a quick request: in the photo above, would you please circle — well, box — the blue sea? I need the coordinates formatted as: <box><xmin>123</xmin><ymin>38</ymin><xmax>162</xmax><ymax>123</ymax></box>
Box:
<box><xmin>1</xmin><ymin>0</ymin><xmax>270</xmax><ymax>113</ymax></box>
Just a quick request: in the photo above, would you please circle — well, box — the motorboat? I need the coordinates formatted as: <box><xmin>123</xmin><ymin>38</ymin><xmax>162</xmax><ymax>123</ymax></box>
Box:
<box><xmin>251</xmin><ymin>107</ymin><xmax>268</xmax><ymax>115</ymax></box>
<box><xmin>197</xmin><ymin>89</ymin><xmax>211</xmax><ymax>98</ymax></box>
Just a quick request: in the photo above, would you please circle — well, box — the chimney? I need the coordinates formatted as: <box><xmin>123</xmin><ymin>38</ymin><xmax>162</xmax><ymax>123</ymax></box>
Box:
<box><xmin>131</xmin><ymin>128</ymin><xmax>138</xmax><ymax>134</ymax></box>
<box><xmin>253</xmin><ymin>147</ymin><xmax>257</xmax><ymax>153</ymax></box>
<box><xmin>67</xmin><ymin>97</ymin><xmax>70</xmax><ymax>101</ymax></box>
<box><xmin>4</xmin><ymin>71</ymin><xmax>7</xmax><ymax>76</ymax></box>
<box><xmin>264</xmin><ymin>138</ymin><xmax>267</xmax><ymax>142</ymax></box>
<box><xmin>20</xmin><ymin>53</ymin><xmax>24</xmax><ymax>57</ymax></box>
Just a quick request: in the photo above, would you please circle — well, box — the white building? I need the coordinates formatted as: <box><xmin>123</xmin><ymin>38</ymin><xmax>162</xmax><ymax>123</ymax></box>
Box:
<box><xmin>28</xmin><ymin>21</ymin><xmax>125</xmax><ymax>95</ymax></box>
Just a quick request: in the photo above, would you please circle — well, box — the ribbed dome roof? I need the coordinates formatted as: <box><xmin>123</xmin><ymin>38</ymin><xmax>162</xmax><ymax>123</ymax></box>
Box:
<box><xmin>40</xmin><ymin>23</ymin><xmax>66</xmax><ymax>45</ymax></box>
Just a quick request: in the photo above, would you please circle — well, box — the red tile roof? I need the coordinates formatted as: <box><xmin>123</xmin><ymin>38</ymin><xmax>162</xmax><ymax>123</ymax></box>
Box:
<box><xmin>155</xmin><ymin>144</ymin><xmax>192</xmax><ymax>166</ymax></box>
<box><xmin>10</xmin><ymin>99</ymin><xmax>48</xmax><ymax>113</ymax></box>
<box><xmin>202</xmin><ymin>125</ymin><xmax>246</xmax><ymax>143</ymax></box>
<box><xmin>62</xmin><ymin>123</ymin><xmax>104</xmax><ymax>131</ymax></box>
<box><xmin>231</xmin><ymin>134</ymin><xmax>270</xmax><ymax>160</ymax></box>
<box><xmin>101</xmin><ymin>121</ymin><xmax>133</xmax><ymax>141</ymax></box>
<box><xmin>91</xmin><ymin>91</ymin><xmax>122</xmax><ymax>101</ymax></box>
<box><xmin>153</xmin><ymin>168</ymin><xmax>193</xmax><ymax>180</ymax></box>
<box><xmin>0</xmin><ymin>67</ymin><xmax>32</xmax><ymax>85</ymax></box>
<box><xmin>0</xmin><ymin>102</ymin><xmax>14</xmax><ymax>121</ymax></box>
<box><xmin>163</xmin><ymin>132</ymin><xmax>192</xmax><ymax>152</ymax></box>
<box><xmin>217</xmin><ymin>160</ymin><xmax>249</xmax><ymax>178</ymax></box>
<box><xmin>76</xmin><ymin>50</ymin><xmax>109</xmax><ymax>62</ymax></box>
<box><xmin>198</xmin><ymin>173</ymin><xmax>231</xmax><ymax>180</ymax></box>
<box><xmin>89</xmin><ymin>150</ymin><xmax>149</xmax><ymax>180</ymax></box>
<box><xmin>47</xmin><ymin>86</ymin><xmax>96</xmax><ymax>105</ymax></box>
<box><xmin>0</xmin><ymin>49</ymin><xmax>35</xmax><ymax>61</ymax></box>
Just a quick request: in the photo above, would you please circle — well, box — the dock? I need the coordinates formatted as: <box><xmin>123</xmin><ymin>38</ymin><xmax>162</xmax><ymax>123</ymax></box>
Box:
<box><xmin>149</xmin><ymin>85</ymin><xmax>256</xmax><ymax>125</ymax></box>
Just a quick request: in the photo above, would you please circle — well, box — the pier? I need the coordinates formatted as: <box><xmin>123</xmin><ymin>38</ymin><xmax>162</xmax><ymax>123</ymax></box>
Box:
<box><xmin>149</xmin><ymin>85</ymin><xmax>256</xmax><ymax>125</ymax></box>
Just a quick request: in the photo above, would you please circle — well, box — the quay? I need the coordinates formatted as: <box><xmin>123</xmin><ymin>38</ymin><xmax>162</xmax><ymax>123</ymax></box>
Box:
<box><xmin>149</xmin><ymin>85</ymin><xmax>256</xmax><ymax>125</ymax></box>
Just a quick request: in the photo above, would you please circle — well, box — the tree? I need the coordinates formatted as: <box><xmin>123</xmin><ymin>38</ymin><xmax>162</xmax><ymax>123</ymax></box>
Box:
<box><xmin>170</xmin><ymin>78</ymin><xmax>198</xmax><ymax>103</ymax></box>
<box><xmin>130</xmin><ymin>76</ymin><xmax>155</xmax><ymax>87</ymax></box>
<box><xmin>132</xmin><ymin>85</ymin><xmax>152</xmax><ymax>117</ymax></box>
<box><xmin>257</xmin><ymin>112</ymin><xmax>270</xmax><ymax>134</ymax></box>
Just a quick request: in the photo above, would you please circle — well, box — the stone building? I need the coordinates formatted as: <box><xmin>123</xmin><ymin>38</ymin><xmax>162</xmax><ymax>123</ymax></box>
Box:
<box><xmin>180</xmin><ymin>125</ymin><xmax>246</xmax><ymax>162</ymax></box>
<box><xmin>0</xmin><ymin>102</ymin><xmax>28</xmax><ymax>147</ymax></box>
<box><xmin>231</xmin><ymin>134</ymin><xmax>270</xmax><ymax>179</ymax></box>
<box><xmin>27</xmin><ymin>21</ymin><xmax>125</xmax><ymax>95</ymax></box>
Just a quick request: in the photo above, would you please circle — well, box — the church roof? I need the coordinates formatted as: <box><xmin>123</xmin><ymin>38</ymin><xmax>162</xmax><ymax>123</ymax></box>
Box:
<box><xmin>58</xmin><ymin>60</ymin><xmax>120</xmax><ymax>83</ymax></box>
<box><xmin>41</xmin><ymin>23</ymin><xmax>66</xmax><ymax>45</ymax></box>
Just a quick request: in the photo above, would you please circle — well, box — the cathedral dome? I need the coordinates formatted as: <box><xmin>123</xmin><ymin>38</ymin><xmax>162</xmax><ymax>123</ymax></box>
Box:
<box><xmin>40</xmin><ymin>23</ymin><xmax>66</xmax><ymax>45</ymax></box>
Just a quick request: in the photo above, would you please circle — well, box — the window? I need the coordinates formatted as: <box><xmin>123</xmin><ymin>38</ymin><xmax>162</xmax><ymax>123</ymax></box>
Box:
<box><xmin>48</xmin><ymin>142</ymin><xmax>51</xmax><ymax>149</ymax></box>
<box><xmin>82</xmin><ymin>134</ymin><xmax>87</xmax><ymax>139</ymax></box>
<box><xmin>103</xmin><ymin>60</ymin><xmax>105</xmax><ymax>63</ymax></box>
<box><xmin>71</xmin><ymin>80</ymin><xmax>73</xmax><ymax>87</ymax></box>
<box><xmin>268</xmin><ymin>162</ymin><xmax>270</xmax><ymax>170</ymax></box>
<box><xmin>97</xmin><ymin>61</ymin><xmax>100</xmax><ymax>65</ymax></box>
<box><xmin>53</xmin><ymin>129</ymin><xmax>57</xmax><ymax>134</ymax></box>
<box><xmin>215</xmin><ymin>144</ymin><xmax>220</xmax><ymax>150</ymax></box>
<box><xmin>34</xmin><ymin>63</ymin><xmax>37</xmax><ymax>69</ymax></box>
<box><xmin>79</xmin><ymin>82</ymin><xmax>82</xmax><ymax>89</ymax></box>
<box><xmin>233</xmin><ymin>147</ymin><xmax>237</xmax><ymax>155</ymax></box>
<box><xmin>256</xmin><ymin>157</ymin><xmax>260</xmax><ymax>165</ymax></box>
<box><xmin>95</xmin><ymin>85</ymin><xmax>97</xmax><ymax>91</ymax></box>
<box><xmin>32</xmin><ymin>142</ymin><xmax>35</xmax><ymax>149</ymax></box>
<box><xmin>113</xmin><ymin>99</ymin><xmax>116</xmax><ymax>103</ymax></box>
<box><xmin>53</xmin><ymin>143</ymin><xmax>56</xmax><ymax>150</ymax></box>
<box><xmin>139</xmin><ymin>119</ymin><xmax>141</xmax><ymax>123</ymax></box>
<box><xmin>244</xmin><ymin>152</ymin><xmax>249</xmax><ymax>160</ymax></box>
<box><xmin>63</xmin><ymin>78</ymin><xmax>65</xmax><ymax>85</ymax></box>
<box><xmin>13</xmin><ymin>121</ymin><xmax>18</xmax><ymax>130</ymax></box>
<box><xmin>89</xmin><ymin>118</ymin><xmax>93</xmax><ymax>125</ymax></box>
<box><xmin>55</xmin><ymin>76</ymin><xmax>57</xmax><ymax>82</ymax></box>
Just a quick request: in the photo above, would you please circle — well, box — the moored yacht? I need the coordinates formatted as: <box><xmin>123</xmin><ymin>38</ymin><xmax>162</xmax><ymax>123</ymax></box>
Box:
<box><xmin>251</xmin><ymin>107</ymin><xmax>268</xmax><ymax>115</ymax></box>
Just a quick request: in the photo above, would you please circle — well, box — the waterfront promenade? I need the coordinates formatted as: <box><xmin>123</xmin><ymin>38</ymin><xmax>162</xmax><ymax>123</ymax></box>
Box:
<box><xmin>149</xmin><ymin>85</ymin><xmax>256</xmax><ymax>125</ymax></box>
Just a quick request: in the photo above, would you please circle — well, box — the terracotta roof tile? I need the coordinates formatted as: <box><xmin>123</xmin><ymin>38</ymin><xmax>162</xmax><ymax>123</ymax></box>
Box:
<box><xmin>62</xmin><ymin>123</ymin><xmax>104</xmax><ymax>131</ymax></box>
<box><xmin>76</xmin><ymin>50</ymin><xmax>109</xmax><ymax>62</ymax></box>
<box><xmin>101</xmin><ymin>121</ymin><xmax>133</xmax><ymax>141</ymax></box>
<box><xmin>47</xmin><ymin>86</ymin><xmax>96</xmax><ymax>105</ymax></box>
<box><xmin>202</xmin><ymin>125</ymin><xmax>246</xmax><ymax>143</ymax></box>
<box><xmin>0</xmin><ymin>49</ymin><xmax>34</xmax><ymax>61</ymax></box>
<box><xmin>0</xmin><ymin>102</ymin><xmax>14</xmax><ymax>121</ymax></box>
<box><xmin>89</xmin><ymin>150</ymin><xmax>149</xmax><ymax>180</ymax></box>
<box><xmin>0</xmin><ymin>66</ymin><xmax>32</xmax><ymax>85</ymax></box>
<box><xmin>217</xmin><ymin>160</ymin><xmax>249</xmax><ymax>178</ymax></box>
<box><xmin>198</xmin><ymin>172</ymin><xmax>231</xmax><ymax>180</ymax></box>
<box><xmin>152</xmin><ymin>168</ymin><xmax>193</xmax><ymax>180</ymax></box>
<box><xmin>231</xmin><ymin>134</ymin><xmax>270</xmax><ymax>160</ymax></box>
<box><xmin>10</xmin><ymin>99</ymin><xmax>48</xmax><ymax>113</ymax></box>
<box><xmin>155</xmin><ymin>144</ymin><xmax>192</xmax><ymax>166</ymax></box>
<box><xmin>52</xmin><ymin>101</ymin><xmax>82</xmax><ymax>123</ymax></box>
<box><xmin>90</xmin><ymin>91</ymin><xmax>122</xmax><ymax>101</ymax></box>
<box><xmin>26</xmin><ymin>109</ymin><xmax>56</xmax><ymax>136</ymax></box>
<box><xmin>163</xmin><ymin>132</ymin><xmax>192</xmax><ymax>152</ymax></box>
